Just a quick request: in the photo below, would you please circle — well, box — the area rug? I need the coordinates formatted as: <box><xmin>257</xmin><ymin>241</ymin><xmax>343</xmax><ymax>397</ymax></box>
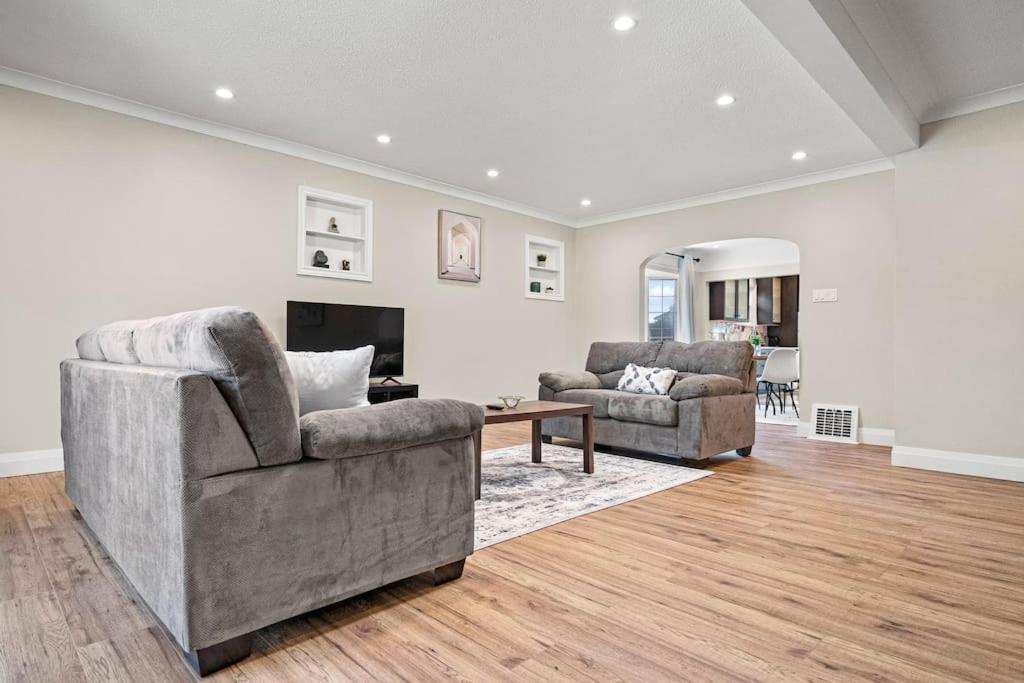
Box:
<box><xmin>474</xmin><ymin>444</ymin><xmax>712</xmax><ymax>549</ymax></box>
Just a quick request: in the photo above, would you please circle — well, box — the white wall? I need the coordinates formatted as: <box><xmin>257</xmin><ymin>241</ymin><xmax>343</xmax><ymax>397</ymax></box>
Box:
<box><xmin>0</xmin><ymin>85</ymin><xmax>577</xmax><ymax>455</ymax></box>
<box><xmin>893</xmin><ymin>102</ymin><xmax>1024</xmax><ymax>462</ymax></box>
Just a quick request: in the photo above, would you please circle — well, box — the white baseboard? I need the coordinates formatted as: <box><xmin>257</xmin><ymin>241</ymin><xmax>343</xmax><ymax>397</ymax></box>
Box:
<box><xmin>892</xmin><ymin>445</ymin><xmax>1024</xmax><ymax>483</ymax></box>
<box><xmin>796</xmin><ymin>422</ymin><xmax>894</xmax><ymax>446</ymax></box>
<box><xmin>0</xmin><ymin>449</ymin><xmax>64</xmax><ymax>478</ymax></box>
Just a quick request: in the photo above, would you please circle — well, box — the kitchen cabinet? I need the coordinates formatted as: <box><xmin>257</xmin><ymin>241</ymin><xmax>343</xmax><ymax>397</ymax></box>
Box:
<box><xmin>756</xmin><ymin>277</ymin><xmax>783</xmax><ymax>325</ymax></box>
<box><xmin>708</xmin><ymin>279</ymin><xmax>749</xmax><ymax>322</ymax></box>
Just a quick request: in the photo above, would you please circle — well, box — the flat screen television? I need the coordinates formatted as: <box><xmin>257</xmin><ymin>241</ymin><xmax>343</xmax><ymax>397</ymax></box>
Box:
<box><xmin>286</xmin><ymin>301</ymin><xmax>404</xmax><ymax>380</ymax></box>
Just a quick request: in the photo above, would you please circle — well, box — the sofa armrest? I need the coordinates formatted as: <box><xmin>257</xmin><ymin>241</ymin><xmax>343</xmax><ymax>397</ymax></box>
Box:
<box><xmin>670</xmin><ymin>374</ymin><xmax>745</xmax><ymax>401</ymax></box>
<box><xmin>300</xmin><ymin>398</ymin><xmax>484</xmax><ymax>460</ymax></box>
<box><xmin>538</xmin><ymin>370</ymin><xmax>602</xmax><ymax>393</ymax></box>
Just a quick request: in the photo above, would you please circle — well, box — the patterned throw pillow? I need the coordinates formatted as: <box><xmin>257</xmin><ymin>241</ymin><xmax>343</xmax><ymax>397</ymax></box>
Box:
<box><xmin>616</xmin><ymin>363</ymin><xmax>676</xmax><ymax>395</ymax></box>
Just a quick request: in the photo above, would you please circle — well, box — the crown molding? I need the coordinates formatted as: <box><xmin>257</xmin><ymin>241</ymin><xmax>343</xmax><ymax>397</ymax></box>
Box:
<box><xmin>576</xmin><ymin>158</ymin><xmax>894</xmax><ymax>228</ymax></box>
<box><xmin>0</xmin><ymin>67</ymin><xmax>576</xmax><ymax>227</ymax></box>
<box><xmin>921</xmin><ymin>82</ymin><xmax>1024</xmax><ymax>124</ymax></box>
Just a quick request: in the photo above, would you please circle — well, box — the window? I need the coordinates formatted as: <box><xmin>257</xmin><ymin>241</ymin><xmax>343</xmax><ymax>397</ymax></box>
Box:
<box><xmin>647</xmin><ymin>278</ymin><xmax>677</xmax><ymax>341</ymax></box>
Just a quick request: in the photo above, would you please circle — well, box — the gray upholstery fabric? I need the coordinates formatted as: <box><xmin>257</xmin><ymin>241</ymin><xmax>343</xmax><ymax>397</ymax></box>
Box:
<box><xmin>553</xmin><ymin>388</ymin><xmax>621</xmax><ymax>418</ymax></box>
<box><xmin>654</xmin><ymin>340</ymin><xmax>753</xmax><ymax>382</ymax></box>
<box><xmin>607</xmin><ymin>394</ymin><xmax>678</xmax><ymax>426</ymax></box>
<box><xmin>301</xmin><ymin>399</ymin><xmax>483</xmax><ymax>460</ymax></box>
<box><xmin>181</xmin><ymin>437</ymin><xmax>474</xmax><ymax>649</ymax></box>
<box><xmin>669</xmin><ymin>373</ymin><xmax>745</xmax><ymax>401</ymax></box>
<box><xmin>61</xmin><ymin>356</ymin><xmax>476</xmax><ymax>653</ymax></box>
<box><xmin>542</xmin><ymin>414</ymin><xmax>679</xmax><ymax>455</ymax></box>
<box><xmin>542</xmin><ymin>340</ymin><xmax>756</xmax><ymax>461</ymax></box>
<box><xmin>107</xmin><ymin>307</ymin><xmax>300</xmax><ymax>467</ymax></box>
<box><xmin>584</xmin><ymin>341</ymin><xmax>662</xmax><ymax>374</ymax></box>
<box><xmin>537</xmin><ymin>370</ymin><xmax>602</xmax><ymax>393</ymax></box>
<box><xmin>76</xmin><ymin>319</ymin><xmax>141</xmax><ymax>364</ymax></box>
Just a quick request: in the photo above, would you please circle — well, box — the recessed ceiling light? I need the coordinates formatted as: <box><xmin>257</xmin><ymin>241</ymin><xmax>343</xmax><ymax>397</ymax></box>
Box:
<box><xmin>791</xmin><ymin>150</ymin><xmax>807</xmax><ymax>160</ymax></box>
<box><xmin>613</xmin><ymin>16</ymin><xmax>637</xmax><ymax>31</ymax></box>
<box><xmin>716</xmin><ymin>94</ymin><xmax>735</xmax><ymax>107</ymax></box>
<box><xmin>376</xmin><ymin>133</ymin><xmax>392</xmax><ymax>144</ymax></box>
<box><xmin>486</xmin><ymin>169</ymin><xmax>500</xmax><ymax>178</ymax></box>
<box><xmin>214</xmin><ymin>87</ymin><xmax>234</xmax><ymax>100</ymax></box>
<box><xmin>580</xmin><ymin>198</ymin><xmax>592</xmax><ymax>207</ymax></box>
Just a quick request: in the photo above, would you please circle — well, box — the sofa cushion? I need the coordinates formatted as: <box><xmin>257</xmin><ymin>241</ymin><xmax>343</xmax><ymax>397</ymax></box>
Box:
<box><xmin>554</xmin><ymin>389</ymin><xmax>621</xmax><ymax>418</ymax></box>
<box><xmin>76</xmin><ymin>319</ymin><xmax>141</xmax><ymax>364</ymax></box>
<box><xmin>654</xmin><ymin>340</ymin><xmax>753</xmax><ymax>383</ymax></box>
<box><xmin>608</xmin><ymin>394</ymin><xmax>678</xmax><ymax>427</ymax></box>
<box><xmin>130</xmin><ymin>307</ymin><xmax>301</xmax><ymax>467</ymax></box>
<box><xmin>669</xmin><ymin>374</ymin><xmax>745</xmax><ymax>401</ymax></box>
<box><xmin>538</xmin><ymin>370</ymin><xmax>602</xmax><ymax>393</ymax></box>
<box><xmin>286</xmin><ymin>346</ymin><xmax>374</xmax><ymax>415</ymax></box>
<box><xmin>616</xmin><ymin>363</ymin><xmax>676</xmax><ymax>395</ymax></box>
<box><xmin>301</xmin><ymin>398</ymin><xmax>483</xmax><ymax>460</ymax></box>
<box><xmin>596</xmin><ymin>370</ymin><xmax>625</xmax><ymax>389</ymax></box>
<box><xmin>585</xmin><ymin>341</ymin><xmax>662</xmax><ymax>374</ymax></box>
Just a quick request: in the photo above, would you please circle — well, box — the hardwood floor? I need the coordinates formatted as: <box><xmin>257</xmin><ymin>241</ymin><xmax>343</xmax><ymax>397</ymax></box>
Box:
<box><xmin>2</xmin><ymin>424</ymin><xmax>1023</xmax><ymax>681</ymax></box>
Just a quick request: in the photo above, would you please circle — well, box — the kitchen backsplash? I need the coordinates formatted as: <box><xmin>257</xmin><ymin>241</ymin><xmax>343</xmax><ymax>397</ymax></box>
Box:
<box><xmin>710</xmin><ymin>322</ymin><xmax>767</xmax><ymax>342</ymax></box>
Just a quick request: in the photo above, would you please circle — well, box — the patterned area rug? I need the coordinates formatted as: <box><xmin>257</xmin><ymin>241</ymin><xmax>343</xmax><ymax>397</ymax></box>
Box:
<box><xmin>475</xmin><ymin>444</ymin><xmax>712</xmax><ymax>549</ymax></box>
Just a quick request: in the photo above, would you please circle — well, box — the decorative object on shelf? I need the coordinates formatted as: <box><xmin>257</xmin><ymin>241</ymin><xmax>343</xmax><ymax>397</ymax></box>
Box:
<box><xmin>498</xmin><ymin>395</ymin><xmax>525</xmax><ymax>409</ymax></box>
<box><xmin>438</xmin><ymin>209</ymin><xmax>482</xmax><ymax>282</ymax></box>
<box><xmin>545</xmin><ymin>286</ymin><xmax>555</xmax><ymax>294</ymax></box>
<box><xmin>340</xmin><ymin>259</ymin><xmax>351</xmax><ymax>271</ymax></box>
<box><xmin>312</xmin><ymin>250</ymin><xmax>329</xmax><ymax>268</ymax></box>
<box><xmin>536</xmin><ymin>253</ymin><xmax>548</xmax><ymax>267</ymax></box>
<box><xmin>525</xmin><ymin>234</ymin><xmax>565</xmax><ymax>302</ymax></box>
<box><xmin>327</xmin><ymin>217</ymin><xmax>340</xmax><ymax>234</ymax></box>
<box><xmin>530</xmin><ymin>281</ymin><xmax>542</xmax><ymax>293</ymax></box>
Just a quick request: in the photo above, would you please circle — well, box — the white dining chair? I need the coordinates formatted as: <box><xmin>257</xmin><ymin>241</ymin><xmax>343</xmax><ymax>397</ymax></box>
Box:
<box><xmin>758</xmin><ymin>349</ymin><xmax>800</xmax><ymax>417</ymax></box>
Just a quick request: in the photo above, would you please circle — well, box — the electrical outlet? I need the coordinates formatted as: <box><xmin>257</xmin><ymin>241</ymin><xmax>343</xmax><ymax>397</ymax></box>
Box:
<box><xmin>812</xmin><ymin>288</ymin><xmax>838</xmax><ymax>303</ymax></box>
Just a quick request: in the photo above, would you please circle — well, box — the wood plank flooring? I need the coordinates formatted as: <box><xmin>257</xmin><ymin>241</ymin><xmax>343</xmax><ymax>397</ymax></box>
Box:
<box><xmin>1</xmin><ymin>423</ymin><xmax>1022</xmax><ymax>681</ymax></box>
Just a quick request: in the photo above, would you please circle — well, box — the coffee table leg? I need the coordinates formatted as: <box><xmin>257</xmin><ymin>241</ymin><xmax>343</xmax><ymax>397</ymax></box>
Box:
<box><xmin>532</xmin><ymin>419</ymin><xmax>543</xmax><ymax>463</ymax></box>
<box><xmin>473</xmin><ymin>430</ymin><xmax>482</xmax><ymax>500</ymax></box>
<box><xmin>582</xmin><ymin>413</ymin><xmax>594</xmax><ymax>474</ymax></box>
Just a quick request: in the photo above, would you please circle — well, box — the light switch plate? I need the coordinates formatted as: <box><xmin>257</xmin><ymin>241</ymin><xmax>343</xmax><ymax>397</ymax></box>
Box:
<box><xmin>812</xmin><ymin>288</ymin><xmax>838</xmax><ymax>303</ymax></box>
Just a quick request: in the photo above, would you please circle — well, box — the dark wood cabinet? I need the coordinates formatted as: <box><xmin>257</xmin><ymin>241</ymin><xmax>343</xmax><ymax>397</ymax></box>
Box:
<box><xmin>756</xmin><ymin>277</ymin><xmax>783</xmax><ymax>325</ymax></box>
<box><xmin>367</xmin><ymin>382</ymin><xmax>419</xmax><ymax>404</ymax></box>
<box><xmin>767</xmin><ymin>275</ymin><xmax>800</xmax><ymax>347</ymax></box>
<box><xmin>708</xmin><ymin>279</ymin><xmax>749</xmax><ymax>322</ymax></box>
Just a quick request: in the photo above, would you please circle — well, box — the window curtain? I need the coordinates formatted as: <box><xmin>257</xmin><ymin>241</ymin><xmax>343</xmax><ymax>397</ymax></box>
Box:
<box><xmin>677</xmin><ymin>255</ymin><xmax>696</xmax><ymax>343</ymax></box>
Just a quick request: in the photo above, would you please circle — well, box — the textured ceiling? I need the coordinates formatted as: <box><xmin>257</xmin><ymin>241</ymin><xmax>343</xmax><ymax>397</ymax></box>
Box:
<box><xmin>0</xmin><ymin>0</ymin><xmax>887</xmax><ymax>219</ymax></box>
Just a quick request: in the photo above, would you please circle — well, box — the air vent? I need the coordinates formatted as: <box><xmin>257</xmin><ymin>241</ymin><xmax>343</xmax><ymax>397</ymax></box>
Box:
<box><xmin>809</xmin><ymin>404</ymin><xmax>859</xmax><ymax>444</ymax></box>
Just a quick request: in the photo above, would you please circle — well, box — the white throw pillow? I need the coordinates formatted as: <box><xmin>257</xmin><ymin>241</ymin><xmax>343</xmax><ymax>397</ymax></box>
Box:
<box><xmin>285</xmin><ymin>346</ymin><xmax>374</xmax><ymax>415</ymax></box>
<box><xmin>616</xmin><ymin>363</ymin><xmax>676</xmax><ymax>396</ymax></box>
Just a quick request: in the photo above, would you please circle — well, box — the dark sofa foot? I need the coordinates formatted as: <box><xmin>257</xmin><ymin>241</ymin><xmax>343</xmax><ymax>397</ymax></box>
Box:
<box><xmin>432</xmin><ymin>559</ymin><xmax>466</xmax><ymax>586</ymax></box>
<box><xmin>184</xmin><ymin>632</ymin><xmax>255</xmax><ymax>676</ymax></box>
<box><xmin>736</xmin><ymin>446</ymin><xmax>753</xmax><ymax>456</ymax></box>
<box><xmin>541</xmin><ymin>435</ymin><xmax>553</xmax><ymax>444</ymax></box>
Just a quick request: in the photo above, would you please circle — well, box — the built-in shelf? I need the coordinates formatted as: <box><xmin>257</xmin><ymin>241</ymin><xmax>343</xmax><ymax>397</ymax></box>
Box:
<box><xmin>297</xmin><ymin>186</ymin><xmax>373</xmax><ymax>281</ymax></box>
<box><xmin>525</xmin><ymin>235</ymin><xmax>565</xmax><ymax>301</ymax></box>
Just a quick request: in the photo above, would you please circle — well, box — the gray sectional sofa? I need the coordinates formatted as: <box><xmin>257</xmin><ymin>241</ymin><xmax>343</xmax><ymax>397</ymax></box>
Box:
<box><xmin>539</xmin><ymin>341</ymin><xmax>755</xmax><ymax>461</ymax></box>
<box><xmin>60</xmin><ymin>307</ymin><xmax>482</xmax><ymax>675</ymax></box>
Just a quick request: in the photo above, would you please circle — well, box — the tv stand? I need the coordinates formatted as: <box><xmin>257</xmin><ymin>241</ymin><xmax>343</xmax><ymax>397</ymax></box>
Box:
<box><xmin>368</xmin><ymin>381</ymin><xmax>418</xmax><ymax>404</ymax></box>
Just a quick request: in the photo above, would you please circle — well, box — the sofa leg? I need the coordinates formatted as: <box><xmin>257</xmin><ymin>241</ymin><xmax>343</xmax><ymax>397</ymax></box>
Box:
<box><xmin>432</xmin><ymin>558</ymin><xmax>466</xmax><ymax>586</ymax></box>
<box><xmin>736</xmin><ymin>446</ymin><xmax>753</xmax><ymax>457</ymax></box>
<box><xmin>541</xmin><ymin>434</ymin><xmax>552</xmax><ymax>444</ymax></box>
<box><xmin>184</xmin><ymin>632</ymin><xmax>255</xmax><ymax>676</ymax></box>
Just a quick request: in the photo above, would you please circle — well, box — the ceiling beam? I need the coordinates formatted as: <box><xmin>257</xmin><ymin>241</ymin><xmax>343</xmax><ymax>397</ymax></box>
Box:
<box><xmin>740</xmin><ymin>0</ymin><xmax>919</xmax><ymax>155</ymax></box>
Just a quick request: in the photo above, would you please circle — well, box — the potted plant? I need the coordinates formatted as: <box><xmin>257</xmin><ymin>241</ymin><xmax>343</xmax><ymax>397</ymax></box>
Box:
<box><xmin>748</xmin><ymin>332</ymin><xmax>762</xmax><ymax>349</ymax></box>
<box><xmin>536</xmin><ymin>253</ymin><xmax>548</xmax><ymax>267</ymax></box>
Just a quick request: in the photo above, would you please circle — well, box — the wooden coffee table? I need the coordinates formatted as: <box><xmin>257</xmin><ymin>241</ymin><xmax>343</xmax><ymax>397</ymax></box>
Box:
<box><xmin>472</xmin><ymin>400</ymin><xmax>594</xmax><ymax>500</ymax></box>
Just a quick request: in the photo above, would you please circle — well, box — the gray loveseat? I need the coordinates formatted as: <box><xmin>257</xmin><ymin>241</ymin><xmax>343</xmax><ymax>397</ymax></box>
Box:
<box><xmin>539</xmin><ymin>341</ymin><xmax>755</xmax><ymax>461</ymax></box>
<box><xmin>60</xmin><ymin>307</ymin><xmax>482</xmax><ymax>675</ymax></box>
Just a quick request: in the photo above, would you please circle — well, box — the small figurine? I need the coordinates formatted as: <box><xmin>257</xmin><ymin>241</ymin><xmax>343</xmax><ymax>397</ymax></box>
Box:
<box><xmin>312</xmin><ymin>250</ymin><xmax>329</xmax><ymax>268</ymax></box>
<box><xmin>545</xmin><ymin>286</ymin><xmax>555</xmax><ymax>294</ymax></box>
<box><xmin>341</xmin><ymin>259</ymin><xmax>351</xmax><ymax>271</ymax></box>
<box><xmin>327</xmin><ymin>217</ymin><xmax>339</xmax><ymax>234</ymax></box>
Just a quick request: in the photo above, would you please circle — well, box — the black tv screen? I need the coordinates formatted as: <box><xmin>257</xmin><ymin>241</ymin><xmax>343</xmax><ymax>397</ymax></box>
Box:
<box><xmin>286</xmin><ymin>301</ymin><xmax>404</xmax><ymax>379</ymax></box>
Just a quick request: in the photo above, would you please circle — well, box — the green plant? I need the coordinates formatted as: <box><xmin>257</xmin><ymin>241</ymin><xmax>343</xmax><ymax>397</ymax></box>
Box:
<box><xmin>748</xmin><ymin>332</ymin><xmax>762</xmax><ymax>348</ymax></box>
